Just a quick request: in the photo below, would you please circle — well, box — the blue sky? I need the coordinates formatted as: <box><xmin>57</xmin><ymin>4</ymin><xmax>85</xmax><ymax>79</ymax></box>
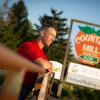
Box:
<box><xmin>0</xmin><ymin>0</ymin><xmax>100</xmax><ymax>26</ymax></box>
<box><xmin>23</xmin><ymin>0</ymin><xmax>100</xmax><ymax>26</ymax></box>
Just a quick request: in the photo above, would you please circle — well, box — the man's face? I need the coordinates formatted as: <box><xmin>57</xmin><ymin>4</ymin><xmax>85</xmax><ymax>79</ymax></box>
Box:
<box><xmin>41</xmin><ymin>27</ymin><xmax>56</xmax><ymax>46</ymax></box>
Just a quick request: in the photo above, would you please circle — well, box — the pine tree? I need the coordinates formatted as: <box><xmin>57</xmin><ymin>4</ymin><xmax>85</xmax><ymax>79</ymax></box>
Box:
<box><xmin>1</xmin><ymin>0</ymin><xmax>35</xmax><ymax>50</ymax></box>
<box><xmin>9</xmin><ymin>0</ymin><xmax>35</xmax><ymax>43</ymax></box>
<box><xmin>0</xmin><ymin>16</ymin><xmax>5</xmax><ymax>40</ymax></box>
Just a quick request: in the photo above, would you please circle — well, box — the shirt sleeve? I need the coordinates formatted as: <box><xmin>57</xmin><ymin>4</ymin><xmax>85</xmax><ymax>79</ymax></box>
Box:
<box><xmin>18</xmin><ymin>42</ymin><xmax>46</xmax><ymax>61</ymax></box>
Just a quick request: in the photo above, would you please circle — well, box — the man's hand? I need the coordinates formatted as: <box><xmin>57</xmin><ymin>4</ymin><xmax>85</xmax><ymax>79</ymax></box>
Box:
<box><xmin>34</xmin><ymin>58</ymin><xmax>54</xmax><ymax>72</ymax></box>
<box><xmin>48</xmin><ymin>62</ymin><xmax>54</xmax><ymax>72</ymax></box>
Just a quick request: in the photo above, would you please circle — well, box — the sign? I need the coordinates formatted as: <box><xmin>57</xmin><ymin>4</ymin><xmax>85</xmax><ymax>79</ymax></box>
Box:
<box><xmin>49</xmin><ymin>61</ymin><xmax>62</xmax><ymax>80</ymax></box>
<box><xmin>66</xmin><ymin>62</ymin><xmax>100</xmax><ymax>90</ymax></box>
<box><xmin>70</xmin><ymin>19</ymin><xmax>100</xmax><ymax>65</ymax></box>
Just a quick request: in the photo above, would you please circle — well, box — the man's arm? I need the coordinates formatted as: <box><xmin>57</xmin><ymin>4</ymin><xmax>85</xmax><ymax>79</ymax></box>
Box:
<box><xmin>0</xmin><ymin>43</ymin><xmax>45</xmax><ymax>73</ymax></box>
<box><xmin>34</xmin><ymin>58</ymin><xmax>54</xmax><ymax>72</ymax></box>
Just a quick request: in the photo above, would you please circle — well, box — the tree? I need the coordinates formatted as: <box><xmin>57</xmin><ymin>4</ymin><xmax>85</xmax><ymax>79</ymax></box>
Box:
<box><xmin>0</xmin><ymin>8</ymin><xmax>6</xmax><ymax>44</ymax></box>
<box><xmin>1</xmin><ymin>0</ymin><xmax>35</xmax><ymax>50</ymax></box>
<box><xmin>9</xmin><ymin>0</ymin><xmax>35</xmax><ymax>43</ymax></box>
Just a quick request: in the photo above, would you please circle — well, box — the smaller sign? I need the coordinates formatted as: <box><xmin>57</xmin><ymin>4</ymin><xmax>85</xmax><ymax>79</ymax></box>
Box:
<box><xmin>49</xmin><ymin>61</ymin><xmax>62</xmax><ymax>80</ymax></box>
<box><xmin>65</xmin><ymin>62</ymin><xmax>100</xmax><ymax>90</ymax></box>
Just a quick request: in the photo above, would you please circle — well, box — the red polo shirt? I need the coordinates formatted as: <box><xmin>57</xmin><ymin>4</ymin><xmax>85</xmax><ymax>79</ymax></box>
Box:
<box><xmin>18</xmin><ymin>40</ymin><xmax>47</xmax><ymax>87</ymax></box>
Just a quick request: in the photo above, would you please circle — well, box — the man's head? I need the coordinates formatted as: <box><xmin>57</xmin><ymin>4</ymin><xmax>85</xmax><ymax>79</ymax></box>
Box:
<box><xmin>39</xmin><ymin>26</ymin><xmax>56</xmax><ymax>46</ymax></box>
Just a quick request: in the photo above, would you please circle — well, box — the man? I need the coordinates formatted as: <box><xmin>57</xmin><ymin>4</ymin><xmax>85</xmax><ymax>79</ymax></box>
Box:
<box><xmin>18</xmin><ymin>25</ymin><xmax>56</xmax><ymax>100</ymax></box>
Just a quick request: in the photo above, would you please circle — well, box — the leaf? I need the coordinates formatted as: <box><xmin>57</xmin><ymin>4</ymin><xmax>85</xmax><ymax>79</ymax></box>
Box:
<box><xmin>96</xmin><ymin>30</ymin><xmax>100</xmax><ymax>36</ymax></box>
<box><xmin>78</xmin><ymin>26</ymin><xmax>95</xmax><ymax>34</ymax></box>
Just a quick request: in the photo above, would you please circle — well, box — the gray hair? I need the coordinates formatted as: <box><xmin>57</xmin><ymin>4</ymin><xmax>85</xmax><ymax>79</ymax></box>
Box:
<box><xmin>39</xmin><ymin>25</ymin><xmax>56</xmax><ymax>32</ymax></box>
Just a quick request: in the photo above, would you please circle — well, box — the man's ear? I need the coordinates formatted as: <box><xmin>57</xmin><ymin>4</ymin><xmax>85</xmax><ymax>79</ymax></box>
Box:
<box><xmin>40</xmin><ymin>31</ymin><xmax>45</xmax><ymax>37</ymax></box>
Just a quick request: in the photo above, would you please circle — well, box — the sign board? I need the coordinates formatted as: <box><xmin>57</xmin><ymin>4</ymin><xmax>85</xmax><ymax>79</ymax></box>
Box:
<box><xmin>66</xmin><ymin>62</ymin><xmax>100</xmax><ymax>90</ymax></box>
<box><xmin>57</xmin><ymin>19</ymin><xmax>100</xmax><ymax>97</ymax></box>
<box><xmin>49</xmin><ymin>61</ymin><xmax>62</xmax><ymax>80</ymax></box>
<box><xmin>70</xmin><ymin>19</ymin><xmax>100</xmax><ymax>66</ymax></box>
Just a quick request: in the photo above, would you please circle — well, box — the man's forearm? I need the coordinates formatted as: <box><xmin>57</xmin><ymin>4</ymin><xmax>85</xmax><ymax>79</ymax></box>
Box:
<box><xmin>34</xmin><ymin>58</ymin><xmax>52</xmax><ymax>71</ymax></box>
<box><xmin>0</xmin><ymin>43</ymin><xmax>45</xmax><ymax>73</ymax></box>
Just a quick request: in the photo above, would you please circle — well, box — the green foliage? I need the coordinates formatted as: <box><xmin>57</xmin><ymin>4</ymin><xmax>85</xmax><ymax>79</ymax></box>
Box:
<box><xmin>51</xmin><ymin>80</ymin><xmax>59</xmax><ymax>96</ymax></box>
<box><xmin>61</xmin><ymin>84</ymin><xmax>100</xmax><ymax>100</ymax></box>
<box><xmin>0</xmin><ymin>15</ymin><xmax>6</xmax><ymax>41</ymax></box>
<box><xmin>44</xmin><ymin>42</ymin><xmax>67</xmax><ymax>63</ymax></box>
<box><xmin>9</xmin><ymin>0</ymin><xmax>35</xmax><ymax>43</ymax></box>
<box><xmin>0</xmin><ymin>0</ymin><xmax>35</xmax><ymax>50</ymax></box>
<box><xmin>1</xmin><ymin>21</ymin><xmax>20</xmax><ymax>49</ymax></box>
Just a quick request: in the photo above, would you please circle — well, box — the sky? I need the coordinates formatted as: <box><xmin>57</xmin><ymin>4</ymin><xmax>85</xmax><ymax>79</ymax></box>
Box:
<box><xmin>23</xmin><ymin>0</ymin><xmax>100</xmax><ymax>26</ymax></box>
<box><xmin>0</xmin><ymin>0</ymin><xmax>100</xmax><ymax>26</ymax></box>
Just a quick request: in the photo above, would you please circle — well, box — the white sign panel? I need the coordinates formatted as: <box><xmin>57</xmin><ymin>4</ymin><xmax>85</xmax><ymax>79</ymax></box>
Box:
<box><xmin>65</xmin><ymin>62</ymin><xmax>100</xmax><ymax>90</ymax></box>
<box><xmin>49</xmin><ymin>61</ymin><xmax>62</xmax><ymax>80</ymax></box>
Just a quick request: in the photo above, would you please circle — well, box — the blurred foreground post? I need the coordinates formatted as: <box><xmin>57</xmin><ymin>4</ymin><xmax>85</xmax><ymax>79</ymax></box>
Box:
<box><xmin>0</xmin><ymin>43</ymin><xmax>45</xmax><ymax>100</ymax></box>
<box><xmin>37</xmin><ymin>72</ymin><xmax>54</xmax><ymax>100</ymax></box>
<box><xmin>27</xmin><ymin>72</ymin><xmax>54</xmax><ymax>100</ymax></box>
<box><xmin>0</xmin><ymin>69</ymin><xmax>25</xmax><ymax>100</ymax></box>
